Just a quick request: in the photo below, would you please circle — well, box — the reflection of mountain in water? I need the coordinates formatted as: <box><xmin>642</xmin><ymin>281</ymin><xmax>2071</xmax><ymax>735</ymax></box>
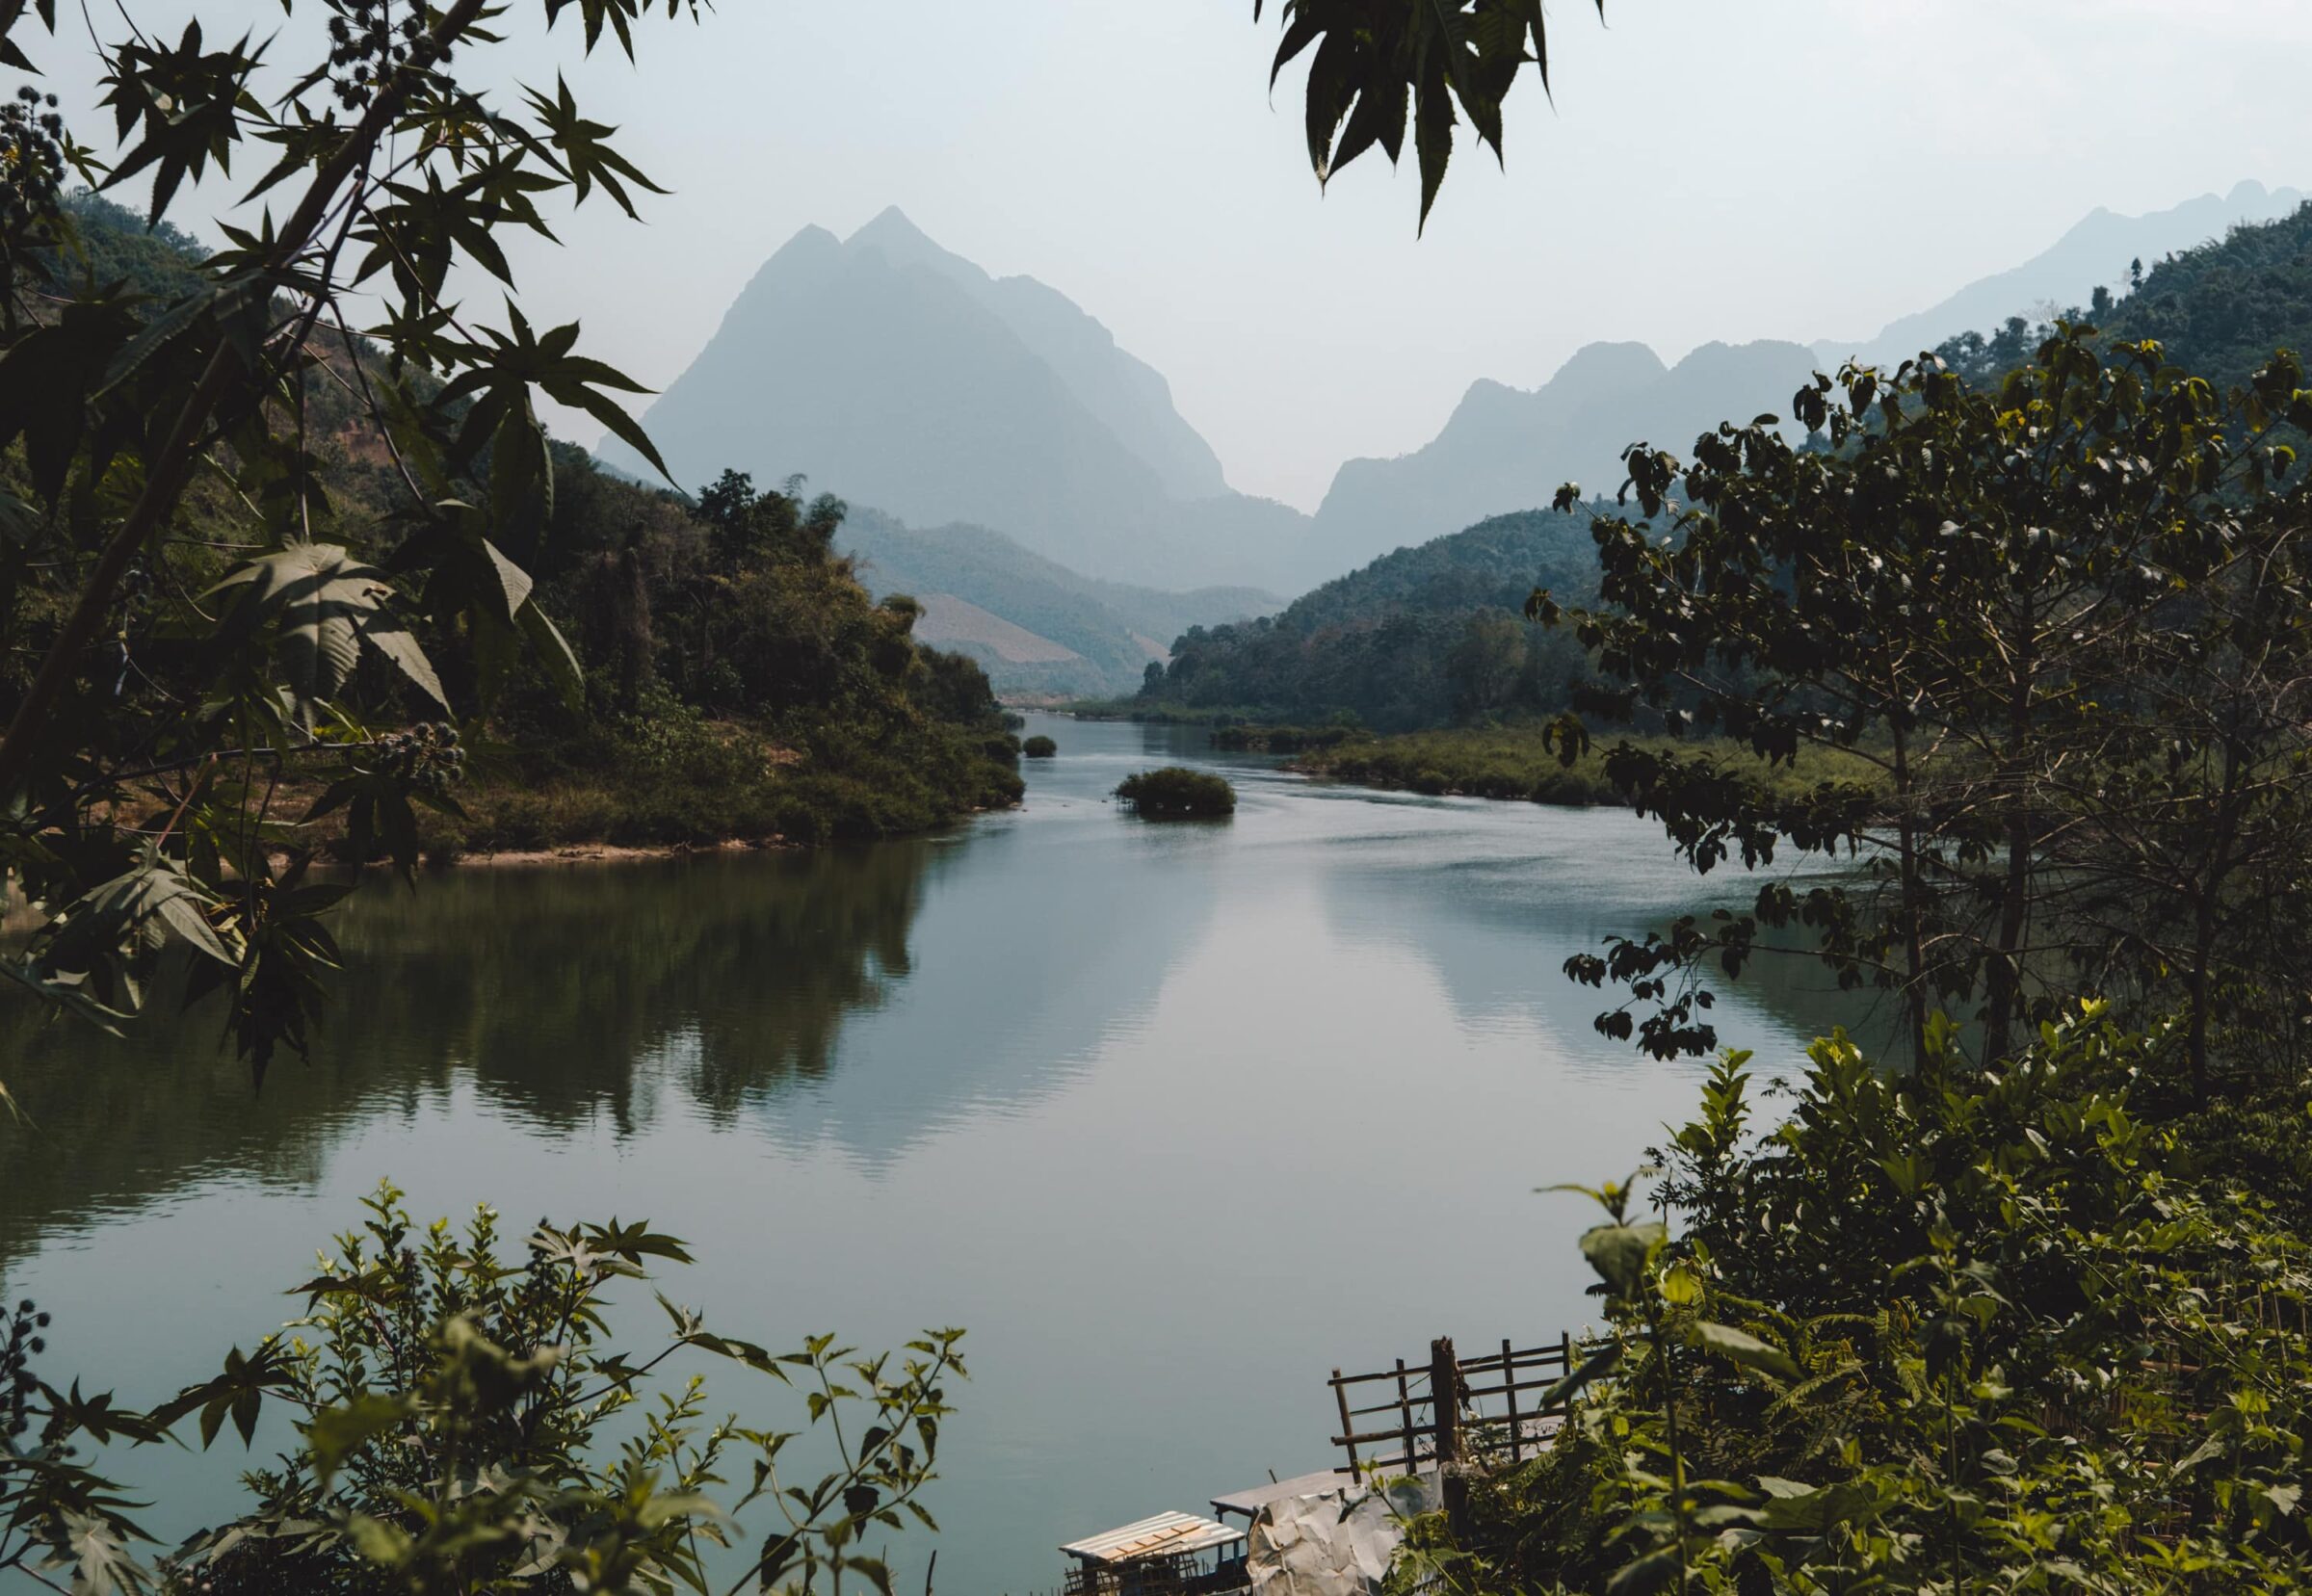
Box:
<box><xmin>0</xmin><ymin>845</ymin><xmax>939</xmax><ymax>1274</ymax></box>
<box><xmin>0</xmin><ymin>795</ymin><xmax>1235</xmax><ymax>1275</ymax></box>
<box><xmin>726</xmin><ymin>804</ymin><xmax>1226</xmax><ymax>1166</ymax></box>
<box><xmin>1306</xmin><ymin>799</ymin><xmax>1889</xmax><ymax>1063</ymax></box>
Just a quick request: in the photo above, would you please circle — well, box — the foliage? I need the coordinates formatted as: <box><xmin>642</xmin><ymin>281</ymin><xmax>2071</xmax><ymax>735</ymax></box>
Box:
<box><xmin>0</xmin><ymin>1183</ymin><xmax>961</xmax><ymax>1595</ymax></box>
<box><xmin>1935</xmin><ymin>201</ymin><xmax>2312</xmax><ymax>404</ymax></box>
<box><xmin>1532</xmin><ymin>330</ymin><xmax>2312</xmax><ymax>1085</ymax></box>
<box><xmin>0</xmin><ymin>0</ymin><xmax>711</xmax><ymax>1075</ymax></box>
<box><xmin>1021</xmin><ymin>735</ymin><xmax>1056</xmax><ymax>759</ymax></box>
<box><xmin>1300</xmin><ymin>729</ymin><xmax>1879</xmax><ymax>809</ymax></box>
<box><xmin>1257</xmin><ymin>0</ymin><xmax>1605</xmax><ymax>229</ymax></box>
<box><xmin>1114</xmin><ymin>767</ymin><xmax>1235</xmax><ymax>820</ymax></box>
<box><xmin>1393</xmin><ymin>1006</ymin><xmax>2312</xmax><ymax>1594</ymax></box>
<box><xmin>0</xmin><ymin>178</ymin><xmax>1018</xmax><ymax>1087</ymax></box>
<box><xmin>1147</xmin><ymin>510</ymin><xmax>1599</xmax><ymax>731</ymax></box>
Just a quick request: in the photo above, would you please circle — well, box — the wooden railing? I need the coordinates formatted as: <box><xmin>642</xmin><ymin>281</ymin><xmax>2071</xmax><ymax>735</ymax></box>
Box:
<box><xmin>1327</xmin><ymin>1332</ymin><xmax>1577</xmax><ymax>1480</ymax></box>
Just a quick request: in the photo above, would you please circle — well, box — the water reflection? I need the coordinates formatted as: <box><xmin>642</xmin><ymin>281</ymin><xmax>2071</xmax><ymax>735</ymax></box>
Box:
<box><xmin>0</xmin><ymin>714</ymin><xmax>1870</xmax><ymax>1596</ymax></box>
<box><xmin>0</xmin><ymin>842</ymin><xmax>946</xmax><ymax>1273</ymax></box>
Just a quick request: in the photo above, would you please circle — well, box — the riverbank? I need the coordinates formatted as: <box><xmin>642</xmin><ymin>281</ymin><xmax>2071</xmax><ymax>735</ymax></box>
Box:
<box><xmin>232</xmin><ymin>716</ymin><xmax>1027</xmax><ymax>870</ymax></box>
<box><xmin>1291</xmin><ymin>726</ymin><xmax>1882</xmax><ymax>806</ymax></box>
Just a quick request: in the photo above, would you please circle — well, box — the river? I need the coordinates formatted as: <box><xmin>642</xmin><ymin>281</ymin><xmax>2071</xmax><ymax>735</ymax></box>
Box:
<box><xmin>0</xmin><ymin>714</ymin><xmax>1859</xmax><ymax>1594</ymax></box>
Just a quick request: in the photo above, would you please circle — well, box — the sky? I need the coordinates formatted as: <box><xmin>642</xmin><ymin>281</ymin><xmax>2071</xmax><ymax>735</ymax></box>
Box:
<box><xmin>37</xmin><ymin>1</ymin><xmax>2312</xmax><ymax>510</ymax></box>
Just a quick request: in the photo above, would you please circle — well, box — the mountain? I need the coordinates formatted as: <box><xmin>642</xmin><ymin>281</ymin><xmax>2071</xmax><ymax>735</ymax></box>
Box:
<box><xmin>1308</xmin><ymin>339</ymin><xmax>1818</xmax><ymax>565</ymax></box>
<box><xmin>837</xmin><ymin>509</ymin><xmax>1277</xmax><ymax>697</ymax></box>
<box><xmin>601</xmin><ymin>208</ymin><xmax>1323</xmax><ymax>591</ymax></box>
<box><xmin>1149</xmin><ymin>509</ymin><xmax>1601</xmax><ymax>731</ymax></box>
<box><xmin>1820</xmin><ymin>179</ymin><xmax>2305</xmax><ymax>370</ymax></box>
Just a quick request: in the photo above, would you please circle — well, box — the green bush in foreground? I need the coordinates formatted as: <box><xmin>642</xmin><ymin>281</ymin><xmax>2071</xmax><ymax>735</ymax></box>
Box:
<box><xmin>1115</xmin><ymin>767</ymin><xmax>1236</xmax><ymax>819</ymax></box>
<box><xmin>0</xmin><ymin>1185</ymin><xmax>961</xmax><ymax>1596</ymax></box>
<box><xmin>1023</xmin><ymin>735</ymin><xmax>1059</xmax><ymax>758</ymax></box>
<box><xmin>1392</xmin><ymin>1005</ymin><xmax>2312</xmax><ymax>1594</ymax></box>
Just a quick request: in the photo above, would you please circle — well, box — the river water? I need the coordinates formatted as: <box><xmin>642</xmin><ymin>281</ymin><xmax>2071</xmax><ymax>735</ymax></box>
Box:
<box><xmin>0</xmin><ymin>714</ymin><xmax>1856</xmax><ymax>1594</ymax></box>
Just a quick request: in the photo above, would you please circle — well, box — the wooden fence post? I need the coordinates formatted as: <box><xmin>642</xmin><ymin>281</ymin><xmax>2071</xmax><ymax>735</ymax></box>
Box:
<box><xmin>1432</xmin><ymin>1336</ymin><xmax>1468</xmax><ymax>1541</ymax></box>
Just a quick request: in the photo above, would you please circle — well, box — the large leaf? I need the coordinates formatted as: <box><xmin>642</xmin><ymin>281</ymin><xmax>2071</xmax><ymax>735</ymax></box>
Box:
<box><xmin>205</xmin><ymin>544</ymin><xmax>448</xmax><ymax>719</ymax></box>
<box><xmin>1690</xmin><ymin>1321</ymin><xmax>1800</xmax><ymax>1382</ymax></box>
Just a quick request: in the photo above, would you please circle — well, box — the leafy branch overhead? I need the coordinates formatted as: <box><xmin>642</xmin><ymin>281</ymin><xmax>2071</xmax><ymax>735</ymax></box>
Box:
<box><xmin>0</xmin><ymin>0</ymin><xmax>699</xmax><ymax>1075</ymax></box>
<box><xmin>1258</xmin><ymin>0</ymin><xmax>1604</xmax><ymax>227</ymax></box>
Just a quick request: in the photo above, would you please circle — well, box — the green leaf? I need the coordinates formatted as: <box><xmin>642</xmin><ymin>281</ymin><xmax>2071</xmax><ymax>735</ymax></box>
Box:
<box><xmin>1603</xmin><ymin>1543</ymin><xmax>1681</xmax><ymax>1596</ymax></box>
<box><xmin>205</xmin><ymin>544</ymin><xmax>440</xmax><ymax>720</ymax></box>
<box><xmin>1690</xmin><ymin>1321</ymin><xmax>1800</xmax><ymax>1381</ymax></box>
<box><xmin>1577</xmin><ymin>1219</ymin><xmax>1664</xmax><ymax>1296</ymax></box>
<box><xmin>306</xmin><ymin>1393</ymin><xmax>413</xmax><ymax>1482</ymax></box>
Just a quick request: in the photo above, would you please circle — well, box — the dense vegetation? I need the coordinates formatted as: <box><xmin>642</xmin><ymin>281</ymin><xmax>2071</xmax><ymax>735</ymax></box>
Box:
<box><xmin>1298</xmin><ymin>729</ymin><xmax>1875</xmax><ymax>807</ymax></box>
<box><xmin>1398</xmin><ymin>1010</ymin><xmax>2312</xmax><ymax>1594</ymax></box>
<box><xmin>1023</xmin><ymin>734</ymin><xmax>1058</xmax><ymax>758</ymax></box>
<box><xmin>1115</xmin><ymin>767</ymin><xmax>1236</xmax><ymax>819</ymax></box>
<box><xmin>1372</xmin><ymin>327</ymin><xmax>2312</xmax><ymax>1591</ymax></box>
<box><xmin>7</xmin><ymin>192</ymin><xmax>1022</xmax><ymax>931</ymax></box>
<box><xmin>1143</xmin><ymin>510</ymin><xmax>1600</xmax><ymax>729</ymax></box>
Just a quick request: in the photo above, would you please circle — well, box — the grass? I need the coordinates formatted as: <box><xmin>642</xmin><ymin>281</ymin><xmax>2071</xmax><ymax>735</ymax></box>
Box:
<box><xmin>1207</xmin><ymin>723</ymin><xmax>1369</xmax><ymax>753</ymax></box>
<box><xmin>1061</xmin><ymin>698</ymin><xmax>1274</xmax><ymax>724</ymax></box>
<box><xmin>1115</xmin><ymin>767</ymin><xmax>1237</xmax><ymax>819</ymax></box>
<box><xmin>230</xmin><ymin>717</ymin><xmax>1026</xmax><ymax>867</ymax></box>
<box><xmin>1297</xmin><ymin>725</ymin><xmax>1884</xmax><ymax>807</ymax></box>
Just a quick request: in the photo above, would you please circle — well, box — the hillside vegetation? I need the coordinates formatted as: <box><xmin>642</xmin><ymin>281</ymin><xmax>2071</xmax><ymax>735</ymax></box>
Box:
<box><xmin>1143</xmin><ymin>509</ymin><xmax>1601</xmax><ymax>730</ymax></box>
<box><xmin>839</xmin><ymin>508</ymin><xmax>1274</xmax><ymax>695</ymax></box>
<box><xmin>19</xmin><ymin>196</ymin><xmax>1024</xmax><ymax>858</ymax></box>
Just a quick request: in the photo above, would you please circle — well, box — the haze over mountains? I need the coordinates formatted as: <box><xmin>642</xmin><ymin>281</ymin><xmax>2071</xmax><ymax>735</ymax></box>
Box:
<box><xmin>1818</xmin><ymin>179</ymin><xmax>2304</xmax><ymax>371</ymax></box>
<box><xmin>599</xmin><ymin>207</ymin><xmax>1318</xmax><ymax>593</ymax></box>
<box><xmin>609</xmin><ymin>181</ymin><xmax>2301</xmax><ymax>688</ymax></box>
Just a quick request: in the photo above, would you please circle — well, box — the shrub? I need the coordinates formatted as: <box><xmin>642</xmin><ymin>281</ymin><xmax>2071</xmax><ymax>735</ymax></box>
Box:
<box><xmin>1023</xmin><ymin>734</ymin><xmax>1058</xmax><ymax>758</ymax></box>
<box><xmin>1115</xmin><ymin>767</ymin><xmax>1235</xmax><ymax>819</ymax></box>
<box><xmin>1392</xmin><ymin>1007</ymin><xmax>2312</xmax><ymax>1593</ymax></box>
<box><xmin>0</xmin><ymin>1184</ymin><xmax>962</xmax><ymax>1596</ymax></box>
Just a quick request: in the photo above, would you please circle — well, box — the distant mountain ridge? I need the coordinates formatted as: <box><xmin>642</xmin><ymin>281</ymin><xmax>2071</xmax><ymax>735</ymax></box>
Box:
<box><xmin>610</xmin><ymin>182</ymin><xmax>2299</xmax><ymax>634</ymax></box>
<box><xmin>600</xmin><ymin>208</ymin><xmax>1323</xmax><ymax>591</ymax></box>
<box><xmin>1307</xmin><ymin>339</ymin><xmax>1818</xmax><ymax>562</ymax></box>
<box><xmin>1819</xmin><ymin>179</ymin><xmax>2304</xmax><ymax>369</ymax></box>
<box><xmin>837</xmin><ymin>509</ymin><xmax>1275</xmax><ymax>697</ymax></box>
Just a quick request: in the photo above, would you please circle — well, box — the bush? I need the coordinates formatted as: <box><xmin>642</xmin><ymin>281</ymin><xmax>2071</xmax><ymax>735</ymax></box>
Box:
<box><xmin>1115</xmin><ymin>767</ymin><xmax>1235</xmax><ymax>819</ymax></box>
<box><xmin>1393</xmin><ymin>1007</ymin><xmax>2312</xmax><ymax>1593</ymax></box>
<box><xmin>0</xmin><ymin>1184</ymin><xmax>963</xmax><ymax>1596</ymax></box>
<box><xmin>1022</xmin><ymin>734</ymin><xmax>1058</xmax><ymax>758</ymax></box>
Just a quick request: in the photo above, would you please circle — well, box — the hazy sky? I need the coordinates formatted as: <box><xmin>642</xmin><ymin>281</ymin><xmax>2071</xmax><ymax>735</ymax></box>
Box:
<box><xmin>47</xmin><ymin>2</ymin><xmax>2312</xmax><ymax>509</ymax></box>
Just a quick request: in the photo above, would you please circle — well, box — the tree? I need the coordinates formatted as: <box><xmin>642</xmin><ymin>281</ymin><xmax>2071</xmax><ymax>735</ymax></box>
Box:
<box><xmin>1530</xmin><ymin>329</ymin><xmax>2312</xmax><ymax>1088</ymax></box>
<box><xmin>0</xmin><ymin>0</ymin><xmax>696</xmax><ymax>1081</ymax></box>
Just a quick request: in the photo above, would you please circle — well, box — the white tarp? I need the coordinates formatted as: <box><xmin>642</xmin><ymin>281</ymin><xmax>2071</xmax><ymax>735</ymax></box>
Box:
<box><xmin>1247</xmin><ymin>1474</ymin><xmax>1438</xmax><ymax>1596</ymax></box>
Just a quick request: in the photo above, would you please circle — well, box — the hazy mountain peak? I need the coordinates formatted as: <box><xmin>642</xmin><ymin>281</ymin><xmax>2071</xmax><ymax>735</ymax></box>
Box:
<box><xmin>846</xmin><ymin>206</ymin><xmax>968</xmax><ymax>278</ymax></box>
<box><xmin>1824</xmin><ymin>179</ymin><xmax>2304</xmax><ymax>367</ymax></box>
<box><xmin>604</xmin><ymin>210</ymin><xmax>1294</xmax><ymax>586</ymax></box>
<box><xmin>1548</xmin><ymin>340</ymin><xmax>1668</xmax><ymax>390</ymax></box>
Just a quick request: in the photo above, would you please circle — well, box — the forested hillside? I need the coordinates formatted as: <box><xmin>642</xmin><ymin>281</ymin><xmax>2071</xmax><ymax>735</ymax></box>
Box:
<box><xmin>838</xmin><ymin>509</ymin><xmax>1274</xmax><ymax>695</ymax></box>
<box><xmin>1936</xmin><ymin>199</ymin><xmax>2312</xmax><ymax>392</ymax></box>
<box><xmin>18</xmin><ymin>196</ymin><xmax>1024</xmax><ymax>853</ymax></box>
<box><xmin>1143</xmin><ymin>509</ymin><xmax>1600</xmax><ymax>729</ymax></box>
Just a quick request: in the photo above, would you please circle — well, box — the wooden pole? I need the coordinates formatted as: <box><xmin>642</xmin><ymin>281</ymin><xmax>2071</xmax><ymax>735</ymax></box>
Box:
<box><xmin>1432</xmin><ymin>1336</ymin><xmax>1468</xmax><ymax>1541</ymax></box>
<box><xmin>1394</xmin><ymin>1359</ymin><xmax>1414</xmax><ymax>1472</ymax></box>
<box><xmin>1332</xmin><ymin>1369</ymin><xmax>1359</xmax><ymax>1478</ymax></box>
<box><xmin>1501</xmin><ymin>1337</ymin><xmax>1520</xmax><ymax>1464</ymax></box>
